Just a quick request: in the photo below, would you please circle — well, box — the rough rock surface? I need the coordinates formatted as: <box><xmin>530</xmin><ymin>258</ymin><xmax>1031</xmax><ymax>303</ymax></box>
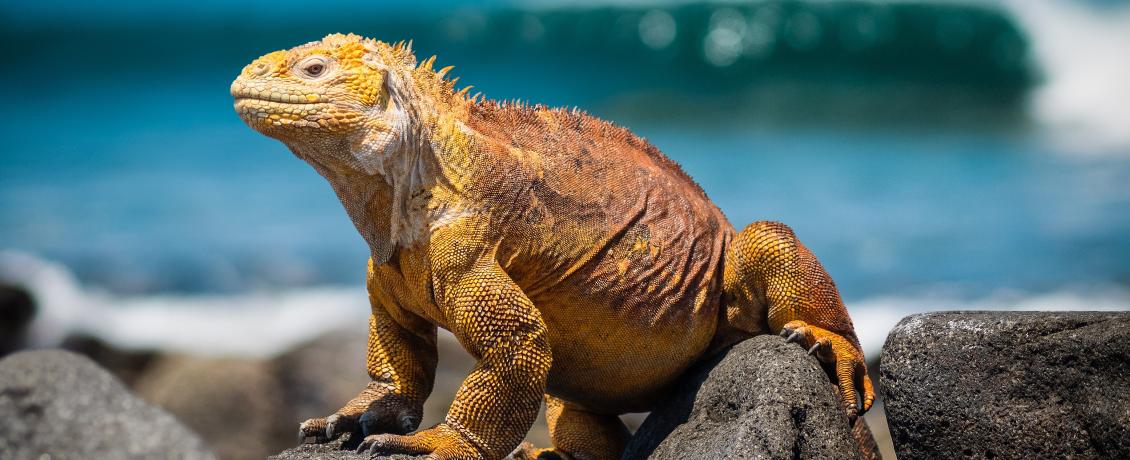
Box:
<box><xmin>270</xmin><ymin>437</ymin><xmax>421</xmax><ymax>460</ymax></box>
<box><xmin>622</xmin><ymin>334</ymin><xmax>865</xmax><ymax>460</ymax></box>
<box><xmin>881</xmin><ymin>311</ymin><xmax>1130</xmax><ymax>459</ymax></box>
<box><xmin>270</xmin><ymin>437</ymin><xmax>520</xmax><ymax>460</ymax></box>
<box><xmin>0</xmin><ymin>350</ymin><xmax>215</xmax><ymax>460</ymax></box>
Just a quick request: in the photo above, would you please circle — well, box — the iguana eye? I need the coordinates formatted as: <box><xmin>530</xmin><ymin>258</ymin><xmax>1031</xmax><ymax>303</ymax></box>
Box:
<box><xmin>296</xmin><ymin>56</ymin><xmax>331</xmax><ymax>79</ymax></box>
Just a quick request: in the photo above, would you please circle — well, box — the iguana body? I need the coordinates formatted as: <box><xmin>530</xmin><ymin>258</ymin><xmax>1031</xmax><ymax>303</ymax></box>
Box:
<box><xmin>232</xmin><ymin>34</ymin><xmax>873</xmax><ymax>460</ymax></box>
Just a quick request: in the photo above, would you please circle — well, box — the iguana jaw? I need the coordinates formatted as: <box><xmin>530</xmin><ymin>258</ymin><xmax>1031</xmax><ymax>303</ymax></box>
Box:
<box><xmin>230</xmin><ymin>73</ymin><xmax>367</xmax><ymax>143</ymax></box>
<box><xmin>231</xmin><ymin>89</ymin><xmax>332</xmax><ymax>132</ymax></box>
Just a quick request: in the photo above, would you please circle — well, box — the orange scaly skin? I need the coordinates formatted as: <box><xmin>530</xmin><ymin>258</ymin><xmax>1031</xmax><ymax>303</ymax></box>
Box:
<box><xmin>232</xmin><ymin>34</ymin><xmax>874</xmax><ymax>460</ymax></box>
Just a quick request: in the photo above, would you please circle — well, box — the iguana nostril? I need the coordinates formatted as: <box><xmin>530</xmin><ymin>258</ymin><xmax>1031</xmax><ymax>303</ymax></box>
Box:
<box><xmin>252</xmin><ymin>62</ymin><xmax>270</xmax><ymax>76</ymax></box>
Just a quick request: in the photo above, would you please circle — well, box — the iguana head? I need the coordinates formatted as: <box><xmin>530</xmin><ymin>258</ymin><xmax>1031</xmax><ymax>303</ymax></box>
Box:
<box><xmin>232</xmin><ymin>33</ymin><xmax>421</xmax><ymax>172</ymax></box>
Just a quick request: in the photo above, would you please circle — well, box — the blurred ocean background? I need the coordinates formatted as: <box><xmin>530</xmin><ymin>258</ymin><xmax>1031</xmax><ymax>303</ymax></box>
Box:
<box><xmin>1</xmin><ymin>0</ymin><xmax>1128</xmax><ymax>360</ymax></box>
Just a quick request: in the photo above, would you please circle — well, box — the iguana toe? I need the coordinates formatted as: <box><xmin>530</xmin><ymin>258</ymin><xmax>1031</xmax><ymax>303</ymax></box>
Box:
<box><xmin>779</xmin><ymin>320</ymin><xmax>815</xmax><ymax>346</ymax></box>
<box><xmin>296</xmin><ymin>411</ymin><xmax>367</xmax><ymax>444</ymax></box>
<box><xmin>807</xmin><ymin>342</ymin><xmax>821</xmax><ymax>355</ymax></box>
<box><xmin>298</xmin><ymin>417</ymin><xmax>330</xmax><ymax>444</ymax></box>
<box><xmin>357</xmin><ymin>424</ymin><xmax>481</xmax><ymax>459</ymax></box>
<box><xmin>325</xmin><ymin>413</ymin><xmax>359</xmax><ymax>441</ymax></box>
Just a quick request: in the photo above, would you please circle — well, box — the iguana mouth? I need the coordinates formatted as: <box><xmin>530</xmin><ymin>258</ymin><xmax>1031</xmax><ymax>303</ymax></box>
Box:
<box><xmin>231</xmin><ymin>85</ymin><xmax>325</xmax><ymax>105</ymax></box>
<box><xmin>233</xmin><ymin>94</ymin><xmax>321</xmax><ymax>105</ymax></box>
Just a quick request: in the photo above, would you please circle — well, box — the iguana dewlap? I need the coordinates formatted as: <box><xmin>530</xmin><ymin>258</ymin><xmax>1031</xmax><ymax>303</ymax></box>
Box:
<box><xmin>232</xmin><ymin>33</ymin><xmax>873</xmax><ymax>460</ymax></box>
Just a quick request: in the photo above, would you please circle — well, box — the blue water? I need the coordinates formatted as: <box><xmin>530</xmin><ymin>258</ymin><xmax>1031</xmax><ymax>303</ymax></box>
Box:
<box><xmin>2</xmin><ymin>0</ymin><xmax>1129</xmax><ymax>307</ymax></box>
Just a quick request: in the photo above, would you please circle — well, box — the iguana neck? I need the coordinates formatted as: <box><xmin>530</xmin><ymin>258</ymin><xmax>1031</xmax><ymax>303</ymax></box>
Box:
<box><xmin>289</xmin><ymin>62</ymin><xmax>473</xmax><ymax>265</ymax></box>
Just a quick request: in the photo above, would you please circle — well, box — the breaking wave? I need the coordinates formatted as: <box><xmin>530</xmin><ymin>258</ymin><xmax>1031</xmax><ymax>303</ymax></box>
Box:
<box><xmin>5</xmin><ymin>0</ymin><xmax>1127</xmax><ymax>149</ymax></box>
<box><xmin>1002</xmin><ymin>0</ymin><xmax>1130</xmax><ymax>153</ymax></box>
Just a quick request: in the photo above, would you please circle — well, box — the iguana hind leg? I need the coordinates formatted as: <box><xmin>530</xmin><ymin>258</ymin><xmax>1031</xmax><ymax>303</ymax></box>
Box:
<box><xmin>513</xmin><ymin>395</ymin><xmax>629</xmax><ymax>460</ymax></box>
<box><xmin>724</xmin><ymin>221</ymin><xmax>875</xmax><ymax>416</ymax></box>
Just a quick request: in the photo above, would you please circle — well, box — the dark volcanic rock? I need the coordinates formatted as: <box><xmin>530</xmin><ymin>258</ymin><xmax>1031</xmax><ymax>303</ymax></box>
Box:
<box><xmin>270</xmin><ymin>438</ymin><xmax>412</xmax><ymax>460</ymax></box>
<box><xmin>270</xmin><ymin>437</ymin><xmax>521</xmax><ymax>460</ymax></box>
<box><xmin>881</xmin><ymin>311</ymin><xmax>1130</xmax><ymax>459</ymax></box>
<box><xmin>623</xmin><ymin>334</ymin><xmax>864</xmax><ymax>460</ymax></box>
<box><xmin>0</xmin><ymin>349</ymin><xmax>215</xmax><ymax>460</ymax></box>
<box><xmin>0</xmin><ymin>283</ymin><xmax>35</xmax><ymax>356</ymax></box>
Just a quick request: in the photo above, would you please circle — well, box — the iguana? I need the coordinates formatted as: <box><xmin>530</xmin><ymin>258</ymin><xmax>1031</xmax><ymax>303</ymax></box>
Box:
<box><xmin>232</xmin><ymin>33</ymin><xmax>874</xmax><ymax>460</ymax></box>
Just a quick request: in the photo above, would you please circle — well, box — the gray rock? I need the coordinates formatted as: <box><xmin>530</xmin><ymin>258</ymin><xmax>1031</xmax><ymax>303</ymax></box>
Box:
<box><xmin>623</xmin><ymin>334</ymin><xmax>865</xmax><ymax>460</ymax></box>
<box><xmin>0</xmin><ymin>349</ymin><xmax>215</xmax><ymax>460</ymax></box>
<box><xmin>881</xmin><ymin>311</ymin><xmax>1130</xmax><ymax>459</ymax></box>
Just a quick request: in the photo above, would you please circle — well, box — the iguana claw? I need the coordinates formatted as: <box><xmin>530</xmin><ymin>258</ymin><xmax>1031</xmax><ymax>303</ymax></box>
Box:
<box><xmin>807</xmin><ymin>343</ymin><xmax>821</xmax><ymax>355</ymax></box>
<box><xmin>325</xmin><ymin>414</ymin><xmax>357</xmax><ymax>441</ymax></box>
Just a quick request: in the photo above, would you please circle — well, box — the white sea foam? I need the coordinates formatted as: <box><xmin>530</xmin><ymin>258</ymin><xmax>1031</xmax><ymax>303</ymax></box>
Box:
<box><xmin>999</xmin><ymin>0</ymin><xmax>1130</xmax><ymax>153</ymax></box>
<box><xmin>4</xmin><ymin>251</ymin><xmax>1127</xmax><ymax>359</ymax></box>
<box><xmin>0</xmin><ymin>251</ymin><xmax>368</xmax><ymax>357</ymax></box>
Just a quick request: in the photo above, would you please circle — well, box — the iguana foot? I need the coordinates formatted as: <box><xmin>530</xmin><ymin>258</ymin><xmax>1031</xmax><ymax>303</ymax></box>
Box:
<box><xmin>357</xmin><ymin>423</ymin><xmax>482</xmax><ymax>459</ymax></box>
<box><xmin>297</xmin><ymin>417</ymin><xmax>330</xmax><ymax>444</ymax></box>
<box><xmin>510</xmin><ymin>442</ymin><xmax>571</xmax><ymax>460</ymax></box>
<box><xmin>298</xmin><ymin>382</ymin><xmax>421</xmax><ymax>444</ymax></box>
<box><xmin>779</xmin><ymin>320</ymin><xmax>875</xmax><ymax>417</ymax></box>
<box><xmin>298</xmin><ymin>413</ymin><xmax>377</xmax><ymax>444</ymax></box>
<box><xmin>298</xmin><ymin>412</ymin><xmax>419</xmax><ymax>444</ymax></box>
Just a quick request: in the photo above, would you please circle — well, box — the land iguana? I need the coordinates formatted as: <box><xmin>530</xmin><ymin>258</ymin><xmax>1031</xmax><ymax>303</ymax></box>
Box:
<box><xmin>232</xmin><ymin>33</ymin><xmax>874</xmax><ymax>460</ymax></box>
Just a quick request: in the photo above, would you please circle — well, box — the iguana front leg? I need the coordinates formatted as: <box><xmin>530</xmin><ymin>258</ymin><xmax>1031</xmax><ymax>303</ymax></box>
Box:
<box><xmin>725</xmin><ymin>221</ymin><xmax>875</xmax><ymax>416</ymax></box>
<box><xmin>357</xmin><ymin>249</ymin><xmax>552</xmax><ymax>459</ymax></box>
<box><xmin>299</xmin><ymin>260</ymin><xmax>438</xmax><ymax>443</ymax></box>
